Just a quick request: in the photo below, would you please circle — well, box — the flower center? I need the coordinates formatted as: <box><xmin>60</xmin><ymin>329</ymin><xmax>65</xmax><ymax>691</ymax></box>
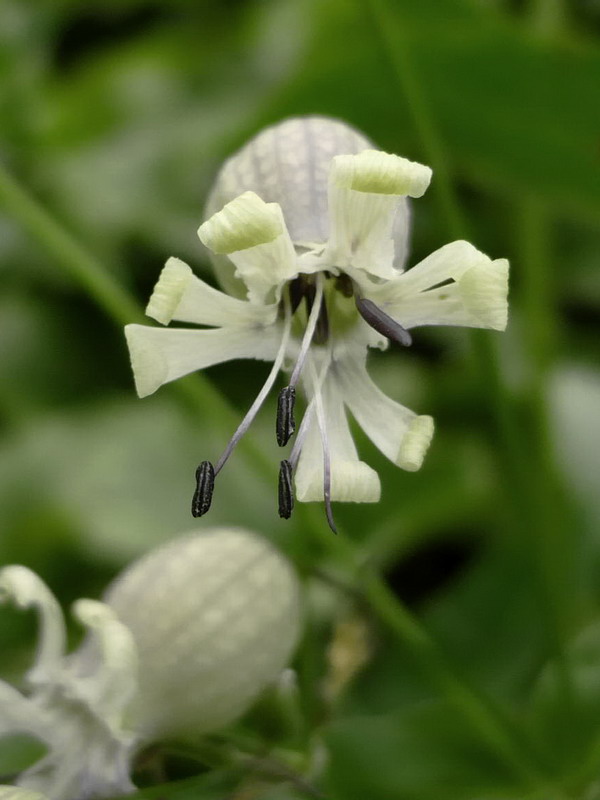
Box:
<box><xmin>190</xmin><ymin>264</ymin><xmax>413</xmax><ymax>532</ymax></box>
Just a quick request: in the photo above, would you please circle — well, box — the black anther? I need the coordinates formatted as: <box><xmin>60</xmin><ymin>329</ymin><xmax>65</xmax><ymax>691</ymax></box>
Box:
<box><xmin>276</xmin><ymin>386</ymin><xmax>296</xmax><ymax>447</ymax></box>
<box><xmin>278</xmin><ymin>460</ymin><xmax>294</xmax><ymax>519</ymax></box>
<box><xmin>191</xmin><ymin>460</ymin><xmax>215</xmax><ymax>517</ymax></box>
<box><xmin>355</xmin><ymin>296</ymin><xmax>412</xmax><ymax>347</ymax></box>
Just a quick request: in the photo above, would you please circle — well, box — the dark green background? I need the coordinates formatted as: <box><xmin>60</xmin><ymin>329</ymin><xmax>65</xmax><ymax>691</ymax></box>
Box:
<box><xmin>1</xmin><ymin>0</ymin><xmax>600</xmax><ymax>798</ymax></box>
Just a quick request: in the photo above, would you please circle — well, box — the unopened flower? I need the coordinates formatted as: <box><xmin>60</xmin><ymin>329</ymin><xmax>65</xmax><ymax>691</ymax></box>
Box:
<box><xmin>125</xmin><ymin>116</ymin><xmax>508</xmax><ymax>529</ymax></box>
<box><xmin>0</xmin><ymin>528</ymin><xmax>301</xmax><ymax>800</ymax></box>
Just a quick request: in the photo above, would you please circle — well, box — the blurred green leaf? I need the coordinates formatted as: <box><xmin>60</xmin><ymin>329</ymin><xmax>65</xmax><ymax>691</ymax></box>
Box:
<box><xmin>267</xmin><ymin>0</ymin><xmax>600</xmax><ymax>221</ymax></box>
<box><xmin>117</xmin><ymin>769</ymin><xmax>240</xmax><ymax>800</ymax></box>
<box><xmin>0</xmin><ymin>397</ymin><xmax>283</xmax><ymax>567</ymax></box>
<box><xmin>325</xmin><ymin>701</ymin><xmax>520</xmax><ymax>800</ymax></box>
<box><xmin>528</xmin><ymin>619</ymin><xmax>600</xmax><ymax>788</ymax></box>
<box><xmin>0</xmin><ymin>735</ymin><xmax>46</xmax><ymax>778</ymax></box>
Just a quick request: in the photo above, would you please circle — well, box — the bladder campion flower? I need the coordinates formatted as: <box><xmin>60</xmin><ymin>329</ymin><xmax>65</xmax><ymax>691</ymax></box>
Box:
<box><xmin>125</xmin><ymin>116</ymin><xmax>508</xmax><ymax>530</ymax></box>
<box><xmin>0</xmin><ymin>528</ymin><xmax>301</xmax><ymax>800</ymax></box>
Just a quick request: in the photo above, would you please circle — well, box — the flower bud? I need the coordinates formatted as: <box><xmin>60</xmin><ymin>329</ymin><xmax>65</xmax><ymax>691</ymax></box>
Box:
<box><xmin>0</xmin><ymin>528</ymin><xmax>301</xmax><ymax>800</ymax></box>
<box><xmin>203</xmin><ymin>116</ymin><xmax>411</xmax><ymax>295</ymax></box>
<box><xmin>103</xmin><ymin>527</ymin><xmax>302</xmax><ymax>738</ymax></box>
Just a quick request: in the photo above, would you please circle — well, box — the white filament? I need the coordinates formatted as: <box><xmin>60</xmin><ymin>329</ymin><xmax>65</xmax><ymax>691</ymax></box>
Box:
<box><xmin>307</xmin><ymin>354</ymin><xmax>337</xmax><ymax>533</ymax></box>
<box><xmin>288</xmin><ymin>273</ymin><xmax>325</xmax><ymax>388</ymax></box>
<box><xmin>215</xmin><ymin>297</ymin><xmax>293</xmax><ymax>475</ymax></box>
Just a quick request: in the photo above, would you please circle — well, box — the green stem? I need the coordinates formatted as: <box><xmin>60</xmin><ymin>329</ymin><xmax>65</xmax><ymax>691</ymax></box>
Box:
<box><xmin>0</xmin><ymin>159</ymin><xmax>275</xmax><ymax>476</ymax></box>
<box><xmin>363</xmin><ymin>0</ymin><xmax>467</xmax><ymax>240</ymax></box>
<box><xmin>516</xmin><ymin>195</ymin><xmax>574</xmax><ymax>691</ymax></box>
<box><xmin>515</xmin><ymin>0</ymin><xmax>576</xmax><ymax>714</ymax></box>
<box><xmin>301</xmin><ymin>502</ymin><xmax>560</xmax><ymax>791</ymax></box>
<box><xmin>0</xmin><ymin>161</ymin><xmax>142</xmax><ymax>326</ymax></box>
<box><xmin>528</xmin><ymin>0</ymin><xmax>568</xmax><ymax>36</ymax></box>
<box><xmin>362</xmin><ymin>0</ymin><xmax>574</xmax><ymax>785</ymax></box>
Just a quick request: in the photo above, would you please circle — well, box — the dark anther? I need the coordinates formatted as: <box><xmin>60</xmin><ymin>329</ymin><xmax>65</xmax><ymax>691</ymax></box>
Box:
<box><xmin>335</xmin><ymin>274</ymin><xmax>354</xmax><ymax>297</ymax></box>
<box><xmin>276</xmin><ymin>386</ymin><xmax>296</xmax><ymax>446</ymax></box>
<box><xmin>355</xmin><ymin>296</ymin><xmax>412</xmax><ymax>347</ymax></box>
<box><xmin>191</xmin><ymin>460</ymin><xmax>215</xmax><ymax>517</ymax></box>
<box><xmin>299</xmin><ymin>279</ymin><xmax>329</xmax><ymax>345</ymax></box>
<box><xmin>289</xmin><ymin>277</ymin><xmax>307</xmax><ymax>314</ymax></box>
<box><xmin>314</xmin><ymin>299</ymin><xmax>329</xmax><ymax>345</ymax></box>
<box><xmin>278</xmin><ymin>460</ymin><xmax>294</xmax><ymax>519</ymax></box>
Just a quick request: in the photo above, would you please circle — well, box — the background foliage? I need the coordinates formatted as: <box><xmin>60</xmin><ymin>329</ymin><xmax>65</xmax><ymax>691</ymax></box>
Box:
<box><xmin>1</xmin><ymin>0</ymin><xmax>600</xmax><ymax>798</ymax></box>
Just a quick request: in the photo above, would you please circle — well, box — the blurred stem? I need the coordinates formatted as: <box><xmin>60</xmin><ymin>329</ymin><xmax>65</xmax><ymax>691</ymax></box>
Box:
<box><xmin>299</xmin><ymin>505</ymin><xmax>563</xmax><ymax>793</ymax></box>
<box><xmin>517</xmin><ymin>0</ymin><xmax>577</xmax><ymax>720</ymax></box>
<box><xmin>518</xmin><ymin>195</ymin><xmax>557</xmax><ymax>378</ymax></box>
<box><xmin>0</xmin><ymin>159</ymin><xmax>274</xmax><ymax>475</ymax></box>
<box><xmin>0</xmin><ymin>161</ymin><xmax>143</xmax><ymax>326</ymax></box>
<box><xmin>361</xmin><ymin>0</ymin><xmax>467</xmax><ymax>240</ymax></box>
<box><xmin>516</xmin><ymin>197</ymin><xmax>573</xmax><ymax>633</ymax></box>
<box><xmin>528</xmin><ymin>0</ymin><xmax>568</xmax><ymax>36</ymax></box>
<box><xmin>362</xmin><ymin>0</ymin><xmax>575</xmax><ymax>782</ymax></box>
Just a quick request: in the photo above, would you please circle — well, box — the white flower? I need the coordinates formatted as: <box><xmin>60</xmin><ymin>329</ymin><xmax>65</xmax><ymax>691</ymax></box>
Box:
<box><xmin>0</xmin><ymin>788</ymin><xmax>48</xmax><ymax>800</ymax></box>
<box><xmin>125</xmin><ymin>116</ymin><xmax>508</xmax><ymax>529</ymax></box>
<box><xmin>0</xmin><ymin>528</ymin><xmax>301</xmax><ymax>800</ymax></box>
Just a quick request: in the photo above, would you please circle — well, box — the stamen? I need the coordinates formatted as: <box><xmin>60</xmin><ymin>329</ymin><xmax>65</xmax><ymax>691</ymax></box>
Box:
<box><xmin>355</xmin><ymin>296</ymin><xmax>412</xmax><ymax>347</ymax></box>
<box><xmin>278</xmin><ymin>460</ymin><xmax>294</xmax><ymax>519</ymax></box>
<box><xmin>288</xmin><ymin>339</ymin><xmax>331</xmax><ymax>470</ymax></box>
<box><xmin>314</xmin><ymin>299</ymin><xmax>329</xmax><ymax>345</ymax></box>
<box><xmin>289</xmin><ymin>276</ymin><xmax>307</xmax><ymax>314</ymax></box>
<box><xmin>307</xmin><ymin>357</ymin><xmax>337</xmax><ymax>535</ymax></box>
<box><xmin>276</xmin><ymin>386</ymin><xmax>296</xmax><ymax>447</ymax></box>
<box><xmin>192</xmin><ymin>460</ymin><xmax>215</xmax><ymax>517</ymax></box>
<box><xmin>213</xmin><ymin>295</ymin><xmax>293</xmax><ymax>476</ymax></box>
<box><xmin>289</xmin><ymin>401</ymin><xmax>314</xmax><ymax>470</ymax></box>
<box><xmin>288</xmin><ymin>273</ymin><xmax>325</xmax><ymax>389</ymax></box>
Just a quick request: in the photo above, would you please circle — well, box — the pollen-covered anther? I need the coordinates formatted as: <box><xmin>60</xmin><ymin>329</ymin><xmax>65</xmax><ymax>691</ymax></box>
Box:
<box><xmin>276</xmin><ymin>386</ymin><xmax>296</xmax><ymax>447</ymax></box>
<box><xmin>192</xmin><ymin>460</ymin><xmax>215</xmax><ymax>517</ymax></box>
<box><xmin>355</xmin><ymin>296</ymin><xmax>412</xmax><ymax>347</ymax></box>
<box><xmin>278</xmin><ymin>460</ymin><xmax>294</xmax><ymax>519</ymax></box>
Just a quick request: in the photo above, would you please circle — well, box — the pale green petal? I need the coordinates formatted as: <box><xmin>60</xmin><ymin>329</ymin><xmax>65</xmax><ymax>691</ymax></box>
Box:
<box><xmin>0</xmin><ymin>786</ymin><xmax>49</xmax><ymax>800</ymax></box>
<box><xmin>145</xmin><ymin>257</ymin><xmax>194</xmax><ymax>325</ymax></box>
<box><xmin>333</xmin><ymin>356</ymin><xmax>434</xmax><ymax>470</ymax></box>
<box><xmin>0</xmin><ymin>566</ymin><xmax>65</xmax><ymax>686</ymax></box>
<box><xmin>332</xmin><ymin>150</ymin><xmax>432</xmax><ymax>197</ymax></box>
<box><xmin>146</xmin><ymin>257</ymin><xmax>277</xmax><ymax>328</ymax></box>
<box><xmin>295</xmin><ymin>376</ymin><xmax>380</xmax><ymax>503</ymax></box>
<box><xmin>377</xmin><ymin>285</ymin><xmax>484</xmax><ymax>329</ymax></box>
<box><xmin>0</xmin><ymin>680</ymin><xmax>49</xmax><ymax>740</ymax></box>
<box><xmin>226</xmin><ymin>234</ymin><xmax>299</xmax><ymax>304</ymax></box>
<box><xmin>198</xmin><ymin>191</ymin><xmax>282</xmax><ymax>253</ymax></box>
<box><xmin>198</xmin><ymin>192</ymin><xmax>298</xmax><ymax>303</ymax></box>
<box><xmin>124</xmin><ymin>323</ymin><xmax>281</xmax><ymax>398</ymax></box>
<box><xmin>69</xmin><ymin>600</ymin><xmax>138</xmax><ymax>728</ymax></box>
<box><xmin>323</xmin><ymin>150</ymin><xmax>428</xmax><ymax>280</ymax></box>
<box><xmin>371</xmin><ymin>242</ymin><xmax>509</xmax><ymax>331</ymax></box>
<box><xmin>397</xmin><ymin>416</ymin><xmax>435</xmax><ymax>471</ymax></box>
<box><xmin>458</xmin><ymin>258</ymin><xmax>509</xmax><ymax>331</ymax></box>
<box><xmin>381</xmin><ymin>240</ymin><xmax>490</xmax><ymax>296</ymax></box>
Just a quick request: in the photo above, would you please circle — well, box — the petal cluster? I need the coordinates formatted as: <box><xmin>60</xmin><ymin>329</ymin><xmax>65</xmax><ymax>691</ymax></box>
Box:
<box><xmin>124</xmin><ymin>116</ymin><xmax>508</xmax><ymax>519</ymax></box>
<box><xmin>0</xmin><ymin>528</ymin><xmax>301</xmax><ymax>800</ymax></box>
